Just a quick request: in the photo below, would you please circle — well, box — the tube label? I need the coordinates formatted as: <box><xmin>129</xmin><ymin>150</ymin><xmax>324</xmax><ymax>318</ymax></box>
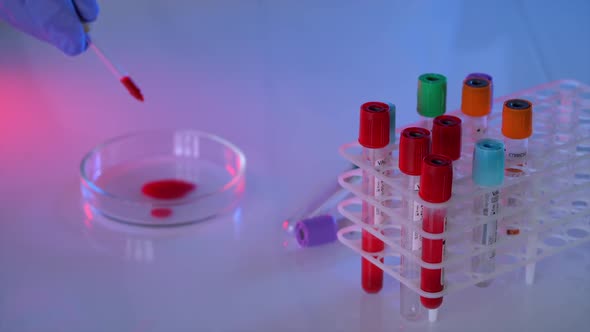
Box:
<box><xmin>412</xmin><ymin>182</ymin><xmax>423</xmax><ymax>250</ymax></box>
<box><xmin>374</xmin><ymin>158</ymin><xmax>388</xmax><ymax>225</ymax></box>
<box><xmin>464</xmin><ymin>116</ymin><xmax>487</xmax><ymax>140</ymax></box>
<box><xmin>481</xmin><ymin>190</ymin><xmax>499</xmax><ymax>258</ymax></box>
<box><xmin>482</xmin><ymin>190</ymin><xmax>500</xmax><ymax>218</ymax></box>
<box><xmin>506</xmin><ymin>148</ymin><xmax>527</xmax><ymax>177</ymax></box>
<box><xmin>441</xmin><ymin>216</ymin><xmax>448</xmax><ymax>286</ymax></box>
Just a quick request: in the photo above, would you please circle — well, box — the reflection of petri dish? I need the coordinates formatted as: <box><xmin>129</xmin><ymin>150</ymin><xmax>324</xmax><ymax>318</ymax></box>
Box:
<box><xmin>80</xmin><ymin>130</ymin><xmax>246</xmax><ymax>226</ymax></box>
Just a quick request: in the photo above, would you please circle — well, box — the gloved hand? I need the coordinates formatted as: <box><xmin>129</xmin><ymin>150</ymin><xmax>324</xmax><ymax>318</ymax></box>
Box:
<box><xmin>0</xmin><ymin>0</ymin><xmax>99</xmax><ymax>56</ymax></box>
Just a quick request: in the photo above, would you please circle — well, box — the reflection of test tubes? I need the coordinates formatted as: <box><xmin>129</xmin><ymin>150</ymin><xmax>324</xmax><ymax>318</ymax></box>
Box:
<box><xmin>432</xmin><ymin>115</ymin><xmax>463</xmax><ymax>174</ymax></box>
<box><xmin>417</xmin><ymin>73</ymin><xmax>447</xmax><ymax>130</ymax></box>
<box><xmin>461</xmin><ymin>76</ymin><xmax>492</xmax><ymax>140</ymax></box>
<box><xmin>471</xmin><ymin>138</ymin><xmax>505</xmax><ymax>287</ymax></box>
<box><xmin>398</xmin><ymin>127</ymin><xmax>431</xmax><ymax>321</ymax></box>
<box><xmin>419</xmin><ymin>154</ymin><xmax>453</xmax><ymax>322</ymax></box>
<box><xmin>358</xmin><ymin>101</ymin><xmax>393</xmax><ymax>293</ymax></box>
<box><xmin>502</xmin><ymin>99</ymin><xmax>533</xmax><ymax>235</ymax></box>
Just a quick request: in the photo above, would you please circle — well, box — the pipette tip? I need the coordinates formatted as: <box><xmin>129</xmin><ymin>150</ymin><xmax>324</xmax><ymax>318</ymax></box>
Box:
<box><xmin>120</xmin><ymin>76</ymin><xmax>144</xmax><ymax>102</ymax></box>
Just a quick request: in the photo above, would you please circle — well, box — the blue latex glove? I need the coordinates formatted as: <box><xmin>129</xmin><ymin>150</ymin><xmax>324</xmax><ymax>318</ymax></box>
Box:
<box><xmin>0</xmin><ymin>0</ymin><xmax>99</xmax><ymax>56</ymax></box>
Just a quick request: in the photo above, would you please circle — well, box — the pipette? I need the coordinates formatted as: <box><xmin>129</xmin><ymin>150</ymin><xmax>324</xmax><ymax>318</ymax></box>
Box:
<box><xmin>83</xmin><ymin>25</ymin><xmax>144</xmax><ymax>102</ymax></box>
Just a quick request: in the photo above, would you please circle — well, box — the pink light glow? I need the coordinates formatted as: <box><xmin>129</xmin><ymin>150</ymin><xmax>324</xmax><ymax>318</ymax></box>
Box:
<box><xmin>83</xmin><ymin>203</ymin><xmax>94</xmax><ymax>229</ymax></box>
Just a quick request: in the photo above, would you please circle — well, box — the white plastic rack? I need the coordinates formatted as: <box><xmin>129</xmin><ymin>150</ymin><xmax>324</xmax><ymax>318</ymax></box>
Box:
<box><xmin>336</xmin><ymin>79</ymin><xmax>590</xmax><ymax>321</ymax></box>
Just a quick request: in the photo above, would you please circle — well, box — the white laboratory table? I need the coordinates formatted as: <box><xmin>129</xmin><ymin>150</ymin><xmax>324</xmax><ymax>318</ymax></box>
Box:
<box><xmin>1</xmin><ymin>1</ymin><xmax>589</xmax><ymax>331</ymax></box>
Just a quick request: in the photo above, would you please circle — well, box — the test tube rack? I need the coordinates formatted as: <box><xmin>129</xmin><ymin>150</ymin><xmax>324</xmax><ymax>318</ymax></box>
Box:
<box><xmin>336</xmin><ymin>79</ymin><xmax>590</xmax><ymax>321</ymax></box>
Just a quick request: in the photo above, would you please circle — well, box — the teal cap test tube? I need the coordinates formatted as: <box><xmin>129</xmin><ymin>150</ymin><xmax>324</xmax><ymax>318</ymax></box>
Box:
<box><xmin>387</xmin><ymin>102</ymin><xmax>397</xmax><ymax>139</ymax></box>
<box><xmin>472</xmin><ymin>138</ymin><xmax>505</xmax><ymax>187</ymax></box>
<box><xmin>471</xmin><ymin>138</ymin><xmax>505</xmax><ymax>288</ymax></box>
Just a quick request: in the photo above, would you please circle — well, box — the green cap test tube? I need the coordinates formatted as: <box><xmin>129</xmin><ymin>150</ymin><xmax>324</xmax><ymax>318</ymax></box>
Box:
<box><xmin>417</xmin><ymin>73</ymin><xmax>447</xmax><ymax>118</ymax></box>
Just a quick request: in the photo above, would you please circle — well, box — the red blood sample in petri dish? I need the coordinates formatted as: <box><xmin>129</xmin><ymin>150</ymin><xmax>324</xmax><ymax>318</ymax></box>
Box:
<box><xmin>151</xmin><ymin>208</ymin><xmax>173</xmax><ymax>218</ymax></box>
<box><xmin>141</xmin><ymin>179</ymin><xmax>197</xmax><ymax>219</ymax></box>
<box><xmin>141</xmin><ymin>179</ymin><xmax>196</xmax><ymax>200</ymax></box>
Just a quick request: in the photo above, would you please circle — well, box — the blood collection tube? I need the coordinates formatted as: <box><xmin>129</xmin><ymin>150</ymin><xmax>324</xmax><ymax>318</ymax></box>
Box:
<box><xmin>501</xmin><ymin>99</ymin><xmax>533</xmax><ymax>236</ymax></box>
<box><xmin>398</xmin><ymin>127</ymin><xmax>431</xmax><ymax>321</ymax></box>
<box><xmin>461</xmin><ymin>75</ymin><xmax>492</xmax><ymax>140</ymax></box>
<box><xmin>358</xmin><ymin>101</ymin><xmax>393</xmax><ymax>293</ymax></box>
<box><xmin>471</xmin><ymin>138</ymin><xmax>505</xmax><ymax>287</ymax></box>
<box><xmin>283</xmin><ymin>172</ymin><xmax>354</xmax><ymax>233</ymax></box>
<box><xmin>417</xmin><ymin>73</ymin><xmax>447</xmax><ymax>130</ymax></box>
<box><xmin>467</xmin><ymin>72</ymin><xmax>493</xmax><ymax>101</ymax></box>
<box><xmin>432</xmin><ymin>115</ymin><xmax>463</xmax><ymax>175</ymax></box>
<box><xmin>419</xmin><ymin>154</ymin><xmax>453</xmax><ymax>322</ymax></box>
<box><xmin>282</xmin><ymin>165</ymin><xmax>358</xmax><ymax>249</ymax></box>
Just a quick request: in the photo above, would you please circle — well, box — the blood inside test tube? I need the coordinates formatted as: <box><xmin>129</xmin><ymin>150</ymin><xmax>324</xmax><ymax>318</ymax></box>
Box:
<box><xmin>358</xmin><ymin>101</ymin><xmax>392</xmax><ymax>294</ymax></box>
<box><xmin>421</xmin><ymin>207</ymin><xmax>446</xmax><ymax>308</ymax></box>
<box><xmin>399</xmin><ymin>127</ymin><xmax>431</xmax><ymax>321</ymax></box>
<box><xmin>419</xmin><ymin>154</ymin><xmax>453</xmax><ymax>310</ymax></box>
<box><xmin>141</xmin><ymin>179</ymin><xmax>197</xmax><ymax>218</ymax></box>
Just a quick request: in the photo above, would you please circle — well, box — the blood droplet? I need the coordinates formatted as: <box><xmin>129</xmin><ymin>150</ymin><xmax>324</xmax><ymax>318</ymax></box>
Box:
<box><xmin>142</xmin><ymin>179</ymin><xmax>196</xmax><ymax>219</ymax></box>
<box><xmin>506</xmin><ymin>229</ymin><xmax>520</xmax><ymax>236</ymax></box>
<box><xmin>120</xmin><ymin>76</ymin><xmax>144</xmax><ymax>102</ymax></box>
<box><xmin>151</xmin><ymin>208</ymin><xmax>173</xmax><ymax>218</ymax></box>
<box><xmin>141</xmin><ymin>179</ymin><xmax>196</xmax><ymax>200</ymax></box>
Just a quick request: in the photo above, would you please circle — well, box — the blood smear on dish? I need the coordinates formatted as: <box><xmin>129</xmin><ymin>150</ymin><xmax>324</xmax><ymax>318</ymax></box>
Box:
<box><xmin>151</xmin><ymin>208</ymin><xmax>173</xmax><ymax>218</ymax></box>
<box><xmin>141</xmin><ymin>179</ymin><xmax>196</xmax><ymax>200</ymax></box>
<box><xmin>141</xmin><ymin>179</ymin><xmax>197</xmax><ymax>219</ymax></box>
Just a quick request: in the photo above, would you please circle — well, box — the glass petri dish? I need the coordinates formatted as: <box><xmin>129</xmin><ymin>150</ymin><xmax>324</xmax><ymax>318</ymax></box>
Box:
<box><xmin>80</xmin><ymin>129</ymin><xmax>246</xmax><ymax>226</ymax></box>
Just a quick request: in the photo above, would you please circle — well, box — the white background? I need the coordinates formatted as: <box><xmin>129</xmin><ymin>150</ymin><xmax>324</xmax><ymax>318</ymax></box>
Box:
<box><xmin>1</xmin><ymin>0</ymin><xmax>589</xmax><ymax>331</ymax></box>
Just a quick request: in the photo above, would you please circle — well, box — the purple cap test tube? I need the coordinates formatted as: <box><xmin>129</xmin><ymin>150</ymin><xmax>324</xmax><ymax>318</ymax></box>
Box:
<box><xmin>295</xmin><ymin>215</ymin><xmax>338</xmax><ymax>247</ymax></box>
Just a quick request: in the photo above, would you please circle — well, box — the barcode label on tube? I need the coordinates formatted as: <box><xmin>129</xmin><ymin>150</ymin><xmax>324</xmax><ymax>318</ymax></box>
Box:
<box><xmin>441</xmin><ymin>216</ymin><xmax>447</xmax><ymax>285</ymax></box>
<box><xmin>483</xmin><ymin>190</ymin><xmax>500</xmax><ymax>217</ymax></box>
<box><xmin>482</xmin><ymin>190</ymin><xmax>499</xmax><ymax>258</ymax></box>
<box><xmin>412</xmin><ymin>182</ymin><xmax>422</xmax><ymax>250</ymax></box>
<box><xmin>374</xmin><ymin>158</ymin><xmax>388</xmax><ymax>225</ymax></box>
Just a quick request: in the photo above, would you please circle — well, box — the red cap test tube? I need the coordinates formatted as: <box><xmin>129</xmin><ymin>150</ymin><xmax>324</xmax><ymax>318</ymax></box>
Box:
<box><xmin>419</xmin><ymin>154</ymin><xmax>453</xmax><ymax>322</ymax></box>
<box><xmin>399</xmin><ymin>127</ymin><xmax>431</xmax><ymax>321</ymax></box>
<box><xmin>432</xmin><ymin>115</ymin><xmax>462</xmax><ymax>161</ymax></box>
<box><xmin>432</xmin><ymin>114</ymin><xmax>463</xmax><ymax>176</ymax></box>
<box><xmin>358</xmin><ymin>101</ymin><xmax>392</xmax><ymax>293</ymax></box>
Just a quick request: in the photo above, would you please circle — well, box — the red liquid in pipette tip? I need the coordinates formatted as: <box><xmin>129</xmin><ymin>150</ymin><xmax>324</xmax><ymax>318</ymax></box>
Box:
<box><xmin>141</xmin><ymin>179</ymin><xmax>196</xmax><ymax>218</ymax></box>
<box><xmin>121</xmin><ymin>76</ymin><xmax>144</xmax><ymax>102</ymax></box>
